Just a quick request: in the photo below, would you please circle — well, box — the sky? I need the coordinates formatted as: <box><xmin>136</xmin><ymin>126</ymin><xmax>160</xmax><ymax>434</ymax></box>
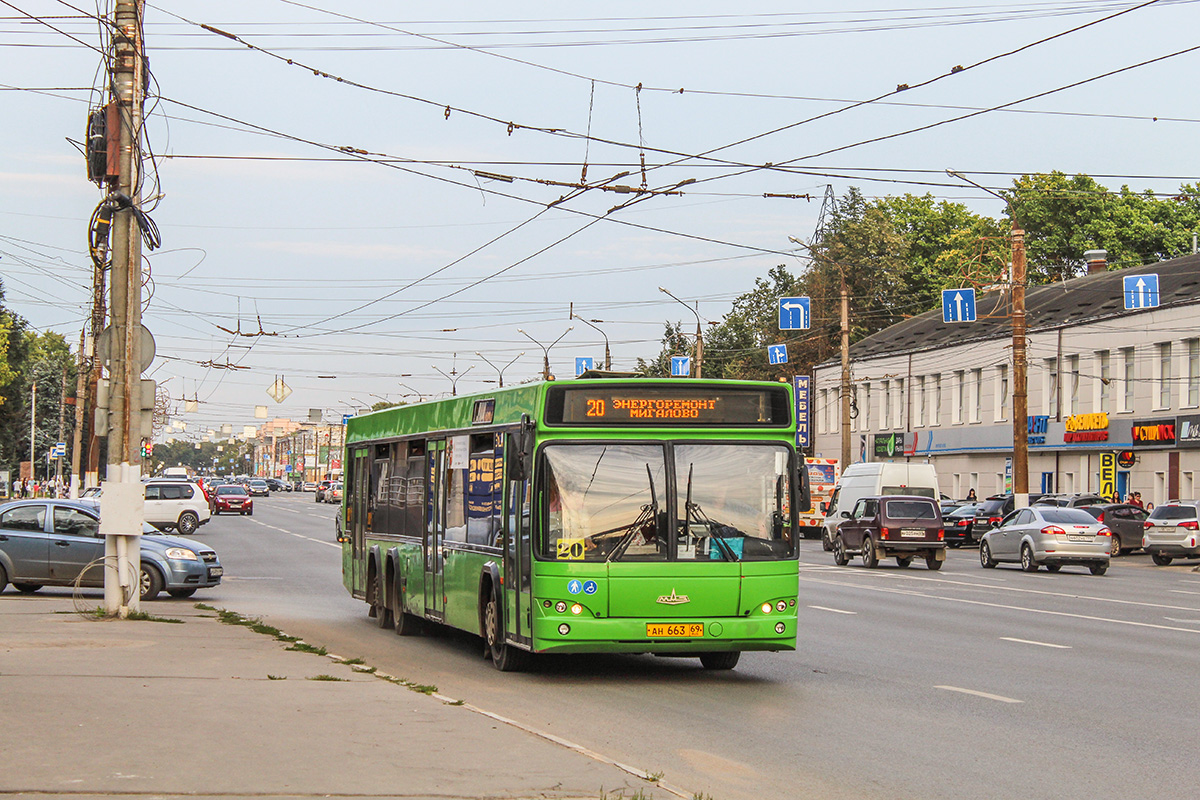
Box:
<box><xmin>2</xmin><ymin>0</ymin><xmax>1199</xmax><ymax>441</ymax></box>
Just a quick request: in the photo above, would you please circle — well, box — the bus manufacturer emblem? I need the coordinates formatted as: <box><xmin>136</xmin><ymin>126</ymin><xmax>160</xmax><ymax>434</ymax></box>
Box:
<box><xmin>656</xmin><ymin>588</ymin><xmax>690</xmax><ymax>605</ymax></box>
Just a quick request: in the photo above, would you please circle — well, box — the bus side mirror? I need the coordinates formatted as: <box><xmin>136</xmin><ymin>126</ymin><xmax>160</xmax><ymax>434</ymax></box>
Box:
<box><xmin>820</xmin><ymin>502</ymin><xmax>829</xmax><ymax>515</ymax></box>
<box><xmin>507</xmin><ymin>414</ymin><xmax>536</xmax><ymax>482</ymax></box>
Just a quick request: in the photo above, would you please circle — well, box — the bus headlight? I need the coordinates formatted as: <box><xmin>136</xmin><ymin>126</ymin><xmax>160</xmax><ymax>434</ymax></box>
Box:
<box><xmin>761</xmin><ymin>602</ymin><xmax>772</xmax><ymax>614</ymax></box>
<box><xmin>555</xmin><ymin>601</ymin><xmax>567</xmax><ymax>613</ymax></box>
<box><xmin>558</xmin><ymin>623</ymin><xmax>570</xmax><ymax>635</ymax></box>
<box><xmin>775</xmin><ymin>622</ymin><xmax>786</xmax><ymax>634</ymax></box>
<box><xmin>570</xmin><ymin>603</ymin><xmax>583</xmax><ymax>615</ymax></box>
<box><xmin>776</xmin><ymin>601</ymin><xmax>787</xmax><ymax>612</ymax></box>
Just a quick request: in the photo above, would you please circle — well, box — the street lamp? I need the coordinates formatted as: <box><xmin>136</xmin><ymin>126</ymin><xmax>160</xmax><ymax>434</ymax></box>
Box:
<box><xmin>434</xmin><ymin>364</ymin><xmax>474</xmax><ymax>396</ymax></box>
<box><xmin>475</xmin><ymin>351</ymin><xmax>524</xmax><ymax>388</ymax></box>
<box><xmin>397</xmin><ymin>382</ymin><xmax>426</xmax><ymax>402</ymax></box>
<box><xmin>946</xmin><ymin>169</ymin><xmax>1028</xmax><ymax>509</ymax></box>
<box><xmin>569</xmin><ymin>304</ymin><xmax>611</xmax><ymax>371</ymax></box>
<box><xmin>518</xmin><ymin>327</ymin><xmax>573</xmax><ymax>380</ymax></box>
<box><xmin>659</xmin><ymin>287</ymin><xmax>703</xmax><ymax>377</ymax></box>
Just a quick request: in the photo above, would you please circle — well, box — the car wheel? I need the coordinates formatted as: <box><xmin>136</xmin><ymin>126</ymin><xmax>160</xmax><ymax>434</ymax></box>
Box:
<box><xmin>485</xmin><ymin>589</ymin><xmax>528</xmax><ymax>671</ymax></box>
<box><xmin>177</xmin><ymin>511</ymin><xmax>199</xmax><ymax>536</ymax></box>
<box><xmin>980</xmin><ymin>541</ymin><xmax>997</xmax><ymax>568</ymax></box>
<box><xmin>699</xmin><ymin>651</ymin><xmax>741</xmax><ymax>670</ymax></box>
<box><xmin>925</xmin><ymin>554</ymin><xmax>943</xmax><ymax>571</ymax></box>
<box><xmin>1090</xmin><ymin>562</ymin><xmax>1109</xmax><ymax>576</ymax></box>
<box><xmin>821</xmin><ymin>531</ymin><xmax>833</xmax><ymax>552</ymax></box>
<box><xmin>1021</xmin><ymin>544</ymin><xmax>1038</xmax><ymax>572</ymax></box>
<box><xmin>139</xmin><ymin>564</ymin><xmax>163</xmax><ymax>601</ymax></box>
<box><xmin>1151</xmin><ymin>553</ymin><xmax>1173</xmax><ymax>566</ymax></box>
<box><xmin>832</xmin><ymin>535</ymin><xmax>849</xmax><ymax>566</ymax></box>
<box><xmin>13</xmin><ymin>583</ymin><xmax>43</xmax><ymax>593</ymax></box>
<box><xmin>168</xmin><ymin>588</ymin><xmax>197</xmax><ymax>598</ymax></box>
<box><xmin>0</xmin><ymin>562</ymin><xmax>7</xmax><ymax>593</ymax></box>
<box><xmin>1045</xmin><ymin>563</ymin><xmax>1062</xmax><ymax>572</ymax></box>
<box><xmin>247</xmin><ymin>509</ymin><xmax>253</xmax><ymax>516</ymax></box>
<box><xmin>895</xmin><ymin>556</ymin><xmax>913</xmax><ymax>568</ymax></box>
<box><xmin>1110</xmin><ymin>534</ymin><xmax>1122</xmax><ymax>557</ymax></box>
<box><xmin>861</xmin><ymin>535</ymin><xmax>879</xmax><ymax>568</ymax></box>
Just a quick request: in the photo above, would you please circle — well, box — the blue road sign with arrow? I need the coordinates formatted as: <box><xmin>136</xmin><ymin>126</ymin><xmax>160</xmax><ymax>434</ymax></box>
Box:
<box><xmin>1123</xmin><ymin>273</ymin><xmax>1160</xmax><ymax>309</ymax></box>
<box><xmin>778</xmin><ymin>296</ymin><xmax>811</xmax><ymax>330</ymax></box>
<box><xmin>671</xmin><ymin>356</ymin><xmax>691</xmax><ymax>377</ymax></box>
<box><xmin>942</xmin><ymin>288</ymin><xmax>977</xmax><ymax>323</ymax></box>
<box><xmin>575</xmin><ymin>357</ymin><xmax>594</xmax><ymax>376</ymax></box>
<box><xmin>768</xmin><ymin>344</ymin><xmax>788</xmax><ymax>365</ymax></box>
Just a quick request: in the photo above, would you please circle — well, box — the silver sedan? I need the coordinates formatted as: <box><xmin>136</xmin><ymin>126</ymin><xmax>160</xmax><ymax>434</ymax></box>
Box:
<box><xmin>980</xmin><ymin>505</ymin><xmax>1112</xmax><ymax>575</ymax></box>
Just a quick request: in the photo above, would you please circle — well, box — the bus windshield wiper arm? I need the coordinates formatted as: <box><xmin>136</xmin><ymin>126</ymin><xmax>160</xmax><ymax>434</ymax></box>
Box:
<box><xmin>684</xmin><ymin>463</ymin><xmax>736</xmax><ymax>562</ymax></box>
<box><xmin>608</xmin><ymin>463</ymin><xmax>658</xmax><ymax>562</ymax></box>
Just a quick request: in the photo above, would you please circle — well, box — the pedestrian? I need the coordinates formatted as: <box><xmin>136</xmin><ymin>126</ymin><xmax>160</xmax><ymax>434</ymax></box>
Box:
<box><xmin>1129</xmin><ymin>492</ymin><xmax>1144</xmax><ymax>509</ymax></box>
<box><xmin>966</xmin><ymin>488</ymin><xmax>977</xmax><ymax>501</ymax></box>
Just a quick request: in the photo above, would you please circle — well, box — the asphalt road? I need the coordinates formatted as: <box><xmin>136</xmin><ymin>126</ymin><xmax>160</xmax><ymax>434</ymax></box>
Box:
<box><xmin>177</xmin><ymin>493</ymin><xmax>1200</xmax><ymax>800</ymax></box>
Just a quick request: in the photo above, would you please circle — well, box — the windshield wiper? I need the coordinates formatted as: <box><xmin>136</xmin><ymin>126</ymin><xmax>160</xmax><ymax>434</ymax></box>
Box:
<box><xmin>608</xmin><ymin>463</ymin><xmax>659</xmax><ymax>562</ymax></box>
<box><xmin>683</xmin><ymin>462</ymin><xmax>737</xmax><ymax>562</ymax></box>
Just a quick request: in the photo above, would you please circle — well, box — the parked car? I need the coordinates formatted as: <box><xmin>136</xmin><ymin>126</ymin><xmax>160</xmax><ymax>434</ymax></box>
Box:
<box><xmin>1032</xmin><ymin>493</ymin><xmax>1108</xmax><ymax>508</ymax></box>
<box><xmin>0</xmin><ymin>499</ymin><xmax>223</xmax><ymax>600</ymax></box>
<box><xmin>264</xmin><ymin>478</ymin><xmax>289</xmax><ymax>492</ymax></box>
<box><xmin>973</xmin><ymin>493</ymin><xmax>1048</xmax><ymax>530</ymax></box>
<box><xmin>1141</xmin><ymin>501</ymin><xmax>1200</xmax><ymax>565</ymax></box>
<box><xmin>325</xmin><ymin>481</ymin><xmax>343</xmax><ymax>504</ymax></box>
<box><xmin>302</xmin><ymin>481</ymin><xmax>318</xmax><ymax>493</ymax></box>
<box><xmin>942</xmin><ymin>502</ymin><xmax>982</xmax><ymax>547</ymax></box>
<box><xmin>832</xmin><ymin>495</ymin><xmax>946</xmax><ymax>570</ymax></box>
<box><xmin>979</xmin><ymin>505</ymin><xmax>1111</xmax><ymax>574</ymax></box>
<box><xmin>212</xmin><ymin>484</ymin><xmax>253</xmax><ymax>516</ymax></box>
<box><xmin>91</xmin><ymin>480</ymin><xmax>211</xmax><ymax>535</ymax></box>
<box><xmin>315</xmin><ymin>479</ymin><xmax>332</xmax><ymax>503</ymax></box>
<box><xmin>1077</xmin><ymin>503</ymin><xmax>1149</xmax><ymax>555</ymax></box>
<box><xmin>247</xmin><ymin>479</ymin><xmax>270</xmax><ymax>497</ymax></box>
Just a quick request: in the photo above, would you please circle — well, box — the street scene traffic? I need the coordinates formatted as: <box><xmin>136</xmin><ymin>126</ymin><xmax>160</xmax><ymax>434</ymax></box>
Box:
<box><xmin>4</xmin><ymin>1</ymin><xmax>1200</xmax><ymax>798</ymax></box>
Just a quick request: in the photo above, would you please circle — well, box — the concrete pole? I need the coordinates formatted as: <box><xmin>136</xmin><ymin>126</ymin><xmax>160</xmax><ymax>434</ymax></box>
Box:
<box><xmin>1011</xmin><ymin>223</ymin><xmax>1029</xmax><ymax>509</ymax></box>
<box><xmin>104</xmin><ymin>0</ymin><xmax>147</xmax><ymax>616</ymax></box>
<box><xmin>840</xmin><ymin>274</ymin><xmax>852</xmax><ymax>468</ymax></box>
<box><xmin>30</xmin><ymin>380</ymin><xmax>36</xmax><ymax>483</ymax></box>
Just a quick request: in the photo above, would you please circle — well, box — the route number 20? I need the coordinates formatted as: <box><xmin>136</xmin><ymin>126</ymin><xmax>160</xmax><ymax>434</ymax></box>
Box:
<box><xmin>585</xmin><ymin>399</ymin><xmax>605</xmax><ymax>417</ymax></box>
<box><xmin>557</xmin><ymin>537</ymin><xmax>586</xmax><ymax>560</ymax></box>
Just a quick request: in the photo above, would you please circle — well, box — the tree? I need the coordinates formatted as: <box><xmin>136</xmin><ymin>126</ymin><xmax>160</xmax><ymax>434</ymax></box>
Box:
<box><xmin>637</xmin><ymin>321</ymin><xmax>692</xmax><ymax>377</ymax></box>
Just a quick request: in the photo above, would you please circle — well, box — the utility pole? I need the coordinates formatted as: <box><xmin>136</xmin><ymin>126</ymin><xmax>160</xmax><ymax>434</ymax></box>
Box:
<box><xmin>1011</xmin><ymin>223</ymin><xmax>1029</xmax><ymax>508</ymax></box>
<box><xmin>101</xmin><ymin>0</ymin><xmax>148</xmax><ymax>616</ymax></box>
<box><xmin>56</xmin><ymin>365</ymin><xmax>66</xmax><ymax>491</ymax></box>
<box><xmin>659</xmin><ymin>287</ymin><xmax>703</xmax><ymax>377</ymax></box>
<box><xmin>30</xmin><ymin>380</ymin><xmax>36</xmax><ymax>480</ymax></box>
<box><xmin>840</xmin><ymin>274</ymin><xmax>852</xmax><ymax>468</ymax></box>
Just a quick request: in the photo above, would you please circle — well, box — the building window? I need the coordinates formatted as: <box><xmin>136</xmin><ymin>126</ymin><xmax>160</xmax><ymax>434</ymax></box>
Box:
<box><xmin>914</xmin><ymin>376</ymin><xmax>925</xmax><ymax>427</ymax></box>
<box><xmin>970</xmin><ymin>368</ymin><xmax>982</xmax><ymax>423</ymax></box>
<box><xmin>1121</xmin><ymin>347</ymin><xmax>1135</xmax><ymax>412</ymax></box>
<box><xmin>995</xmin><ymin>364</ymin><xmax>1009</xmax><ymax>421</ymax></box>
<box><xmin>895</xmin><ymin>377</ymin><xmax>904</xmax><ymax>429</ymax></box>
<box><xmin>1065</xmin><ymin>355</ymin><xmax>1079</xmax><ymax>416</ymax></box>
<box><xmin>862</xmin><ymin>384</ymin><xmax>871</xmax><ymax>431</ymax></box>
<box><xmin>1044</xmin><ymin>358</ymin><xmax>1058</xmax><ymax>417</ymax></box>
<box><xmin>1188</xmin><ymin>339</ymin><xmax>1200</xmax><ymax>408</ymax></box>
<box><xmin>953</xmin><ymin>370</ymin><xmax>965</xmax><ymax>424</ymax></box>
<box><xmin>1158</xmin><ymin>342</ymin><xmax>1173</xmax><ymax>409</ymax></box>
<box><xmin>881</xmin><ymin>380</ymin><xmax>891</xmax><ymax>430</ymax></box>
<box><xmin>932</xmin><ymin>375</ymin><xmax>942</xmax><ymax>426</ymax></box>
<box><xmin>1097</xmin><ymin>350</ymin><xmax>1111</xmax><ymax>412</ymax></box>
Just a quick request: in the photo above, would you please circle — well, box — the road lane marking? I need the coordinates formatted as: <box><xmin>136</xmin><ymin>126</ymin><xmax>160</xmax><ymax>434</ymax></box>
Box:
<box><xmin>273</xmin><ymin>507</ymin><xmax>301</xmax><ymax>514</ymax></box>
<box><xmin>935</xmin><ymin>685</ymin><xmax>1023</xmax><ymax>704</ymax></box>
<box><xmin>799</xmin><ymin>574</ymin><xmax>1200</xmax><ymax>635</ymax></box>
<box><xmin>802</xmin><ymin>569</ymin><xmax>1200</xmax><ymax>614</ymax></box>
<box><xmin>1164</xmin><ymin>617</ymin><xmax>1200</xmax><ymax>624</ymax></box>
<box><xmin>1168</xmin><ymin>589</ymin><xmax>1200</xmax><ymax>595</ymax></box>
<box><xmin>247</xmin><ymin>518</ymin><xmax>340</xmax><ymax>549</ymax></box>
<box><xmin>999</xmin><ymin>637</ymin><xmax>1071</xmax><ymax>649</ymax></box>
<box><xmin>807</xmin><ymin>605</ymin><xmax>857</xmax><ymax>615</ymax></box>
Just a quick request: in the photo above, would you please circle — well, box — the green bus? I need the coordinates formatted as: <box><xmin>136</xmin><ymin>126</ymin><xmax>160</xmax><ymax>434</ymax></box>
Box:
<box><xmin>340</xmin><ymin>377</ymin><xmax>810</xmax><ymax>671</ymax></box>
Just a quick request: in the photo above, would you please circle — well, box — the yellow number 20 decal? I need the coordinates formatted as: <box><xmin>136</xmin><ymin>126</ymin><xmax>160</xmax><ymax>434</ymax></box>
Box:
<box><xmin>556</xmin><ymin>537</ymin><xmax>586</xmax><ymax>560</ymax></box>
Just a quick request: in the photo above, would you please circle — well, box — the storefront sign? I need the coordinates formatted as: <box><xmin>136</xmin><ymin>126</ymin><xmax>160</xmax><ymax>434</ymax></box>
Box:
<box><xmin>1099</xmin><ymin>452</ymin><xmax>1116</xmax><ymax>499</ymax></box>
<box><xmin>1028</xmin><ymin>415</ymin><xmax>1049</xmax><ymax>445</ymax></box>
<box><xmin>1064</xmin><ymin>411</ymin><xmax>1109</xmax><ymax>442</ymax></box>
<box><xmin>794</xmin><ymin>375</ymin><xmax>810</xmax><ymax>449</ymax></box>
<box><xmin>1131</xmin><ymin>418</ymin><xmax>1176</xmax><ymax>447</ymax></box>
<box><xmin>1177</xmin><ymin>414</ymin><xmax>1200</xmax><ymax>448</ymax></box>
<box><xmin>873</xmin><ymin>432</ymin><xmax>903</xmax><ymax>458</ymax></box>
<box><xmin>1117</xmin><ymin>451</ymin><xmax>1136</xmax><ymax>468</ymax></box>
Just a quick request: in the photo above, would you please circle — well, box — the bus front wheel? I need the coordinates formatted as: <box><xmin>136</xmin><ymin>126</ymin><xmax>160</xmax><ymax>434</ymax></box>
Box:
<box><xmin>484</xmin><ymin>590</ymin><xmax>528</xmax><ymax>672</ymax></box>
<box><xmin>699</xmin><ymin>651</ymin><xmax>740</xmax><ymax>670</ymax></box>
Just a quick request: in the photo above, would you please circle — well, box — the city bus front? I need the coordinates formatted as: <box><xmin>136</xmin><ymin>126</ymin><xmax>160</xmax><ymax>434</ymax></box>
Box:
<box><xmin>528</xmin><ymin>382</ymin><xmax>805</xmax><ymax>667</ymax></box>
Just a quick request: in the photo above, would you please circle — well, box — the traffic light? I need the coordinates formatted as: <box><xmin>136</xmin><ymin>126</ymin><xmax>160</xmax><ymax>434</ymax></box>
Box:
<box><xmin>141</xmin><ymin>441</ymin><xmax>154</xmax><ymax>459</ymax></box>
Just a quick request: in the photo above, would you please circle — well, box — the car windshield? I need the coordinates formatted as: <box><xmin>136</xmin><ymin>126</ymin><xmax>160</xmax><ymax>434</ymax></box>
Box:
<box><xmin>1039</xmin><ymin>508</ymin><xmax>1098</xmax><ymax>524</ymax></box>
<box><xmin>217</xmin><ymin>486</ymin><xmax>247</xmax><ymax>496</ymax></box>
<box><xmin>540</xmin><ymin>442</ymin><xmax>793</xmax><ymax>563</ymax></box>
<box><xmin>885</xmin><ymin>499</ymin><xmax>938</xmax><ymax>520</ymax></box>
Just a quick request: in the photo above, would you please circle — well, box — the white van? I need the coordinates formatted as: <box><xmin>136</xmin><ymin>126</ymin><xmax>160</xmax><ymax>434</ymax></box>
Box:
<box><xmin>821</xmin><ymin>462</ymin><xmax>940</xmax><ymax>549</ymax></box>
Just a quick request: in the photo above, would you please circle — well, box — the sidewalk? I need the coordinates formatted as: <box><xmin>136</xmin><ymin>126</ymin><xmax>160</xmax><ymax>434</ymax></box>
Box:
<box><xmin>0</xmin><ymin>594</ymin><xmax>652</xmax><ymax>800</ymax></box>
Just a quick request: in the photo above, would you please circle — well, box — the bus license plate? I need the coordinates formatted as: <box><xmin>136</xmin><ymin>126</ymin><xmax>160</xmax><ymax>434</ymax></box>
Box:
<box><xmin>646</xmin><ymin>623</ymin><xmax>704</xmax><ymax>638</ymax></box>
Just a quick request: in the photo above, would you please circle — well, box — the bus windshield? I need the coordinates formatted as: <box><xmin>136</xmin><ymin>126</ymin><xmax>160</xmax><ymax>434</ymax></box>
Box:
<box><xmin>541</xmin><ymin>442</ymin><xmax>793</xmax><ymax>562</ymax></box>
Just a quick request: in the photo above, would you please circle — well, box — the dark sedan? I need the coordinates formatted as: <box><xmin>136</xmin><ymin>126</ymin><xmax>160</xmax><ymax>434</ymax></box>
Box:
<box><xmin>943</xmin><ymin>502</ymin><xmax>982</xmax><ymax>547</ymax></box>
<box><xmin>1078</xmin><ymin>503</ymin><xmax>1149</xmax><ymax>555</ymax></box>
<box><xmin>0</xmin><ymin>499</ymin><xmax>222</xmax><ymax>600</ymax></box>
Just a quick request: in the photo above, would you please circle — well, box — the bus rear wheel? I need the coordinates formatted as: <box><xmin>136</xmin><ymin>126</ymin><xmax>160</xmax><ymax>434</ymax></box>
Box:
<box><xmin>484</xmin><ymin>591</ymin><xmax>528</xmax><ymax>672</ymax></box>
<box><xmin>699</xmin><ymin>651</ymin><xmax>741</xmax><ymax>670</ymax></box>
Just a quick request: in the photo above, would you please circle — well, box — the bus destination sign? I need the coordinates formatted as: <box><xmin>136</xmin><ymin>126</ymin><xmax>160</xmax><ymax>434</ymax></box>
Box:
<box><xmin>546</xmin><ymin>385</ymin><xmax>790</xmax><ymax>427</ymax></box>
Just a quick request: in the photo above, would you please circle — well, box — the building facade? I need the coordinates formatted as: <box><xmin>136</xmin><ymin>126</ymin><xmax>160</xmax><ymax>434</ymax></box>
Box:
<box><xmin>810</xmin><ymin>253</ymin><xmax>1200</xmax><ymax>506</ymax></box>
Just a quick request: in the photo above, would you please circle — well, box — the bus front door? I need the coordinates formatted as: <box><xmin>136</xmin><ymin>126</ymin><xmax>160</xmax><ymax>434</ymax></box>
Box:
<box><xmin>351</xmin><ymin>447</ymin><xmax>369</xmax><ymax>595</ymax></box>
<box><xmin>505</xmin><ymin>475</ymin><xmax>533</xmax><ymax>646</ymax></box>
<box><xmin>424</xmin><ymin>440</ymin><xmax>446</xmax><ymax>622</ymax></box>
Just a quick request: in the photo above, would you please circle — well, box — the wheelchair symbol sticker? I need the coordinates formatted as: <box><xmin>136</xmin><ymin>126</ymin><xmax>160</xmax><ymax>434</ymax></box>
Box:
<box><xmin>582</xmin><ymin>580</ymin><xmax>597</xmax><ymax>595</ymax></box>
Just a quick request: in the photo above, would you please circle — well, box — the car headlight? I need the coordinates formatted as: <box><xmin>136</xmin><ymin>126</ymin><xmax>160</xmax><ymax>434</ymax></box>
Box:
<box><xmin>164</xmin><ymin>547</ymin><xmax>198</xmax><ymax>561</ymax></box>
